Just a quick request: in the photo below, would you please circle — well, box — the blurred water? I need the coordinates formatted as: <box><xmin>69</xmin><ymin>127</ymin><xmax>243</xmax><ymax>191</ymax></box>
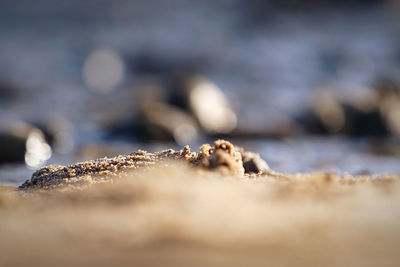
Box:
<box><xmin>1</xmin><ymin>2</ymin><xmax>398</xmax><ymax>121</ymax></box>
<box><xmin>0</xmin><ymin>1</ymin><xmax>400</xmax><ymax>185</ymax></box>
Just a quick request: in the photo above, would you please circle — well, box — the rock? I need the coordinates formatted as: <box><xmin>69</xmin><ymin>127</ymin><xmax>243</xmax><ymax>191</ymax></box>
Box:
<box><xmin>341</xmin><ymin>104</ymin><xmax>389</xmax><ymax>137</ymax></box>
<box><xmin>302</xmin><ymin>90</ymin><xmax>393</xmax><ymax>137</ymax></box>
<box><xmin>107</xmin><ymin>98</ymin><xmax>199</xmax><ymax>145</ymax></box>
<box><xmin>241</xmin><ymin>151</ymin><xmax>270</xmax><ymax>174</ymax></box>
<box><xmin>167</xmin><ymin>74</ymin><xmax>237</xmax><ymax>134</ymax></box>
<box><xmin>19</xmin><ymin>139</ymin><xmax>271</xmax><ymax>190</ymax></box>
<box><xmin>305</xmin><ymin>91</ymin><xmax>346</xmax><ymax>134</ymax></box>
<box><xmin>137</xmin><ymin>101</ymin><xmax>199</xmax><ymax>145</ymax></box>
<box><xmin>199</xmin><ymin>140</ymin><xmax>244</xmax><ymax>176</ymax></box>
<box><xmin>0</xmin><ymin>122</ymin><xmax>51</xmax><ymax>168</ymax></box>
<box><xmin>373</xmin><ymin>76</ymin><xmax>400</xmax><ymax>137</ymax></box>
<box><xmin>0</xmin><ymin>133</ymin><xmax>26</xmax><ymax>163</ymax></box>
<box><xmin>107</xmin><ymin>72</ymin><xmax>237</xmax><ymax>143</ymax></box>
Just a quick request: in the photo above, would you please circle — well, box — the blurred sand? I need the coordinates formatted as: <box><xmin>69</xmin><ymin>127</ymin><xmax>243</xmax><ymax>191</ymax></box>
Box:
<box><xmin>1</xmin><ymin>162</ymin><xmax>399</xmax><ymax>267</ymax></box>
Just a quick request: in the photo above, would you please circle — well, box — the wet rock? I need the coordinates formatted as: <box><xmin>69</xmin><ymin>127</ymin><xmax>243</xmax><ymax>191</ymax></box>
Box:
<box><xmin>167</xmin><ymin>74</ymin><xmax>237</xmax><ymax>134</ymax></box>
<box><xmin>136</xmin><ymin>101</ymin><xmax>199</xmax><ymax>145</ymax></box>
<box><xmin>373</xmin><ymin>76</ymin><xmax>400</xmax><ymax>137</ymax></box>
<box><xmin>302</xmin><ymin>89</ymin><xmax>395</xmax><ymax>137</ymax></box>
<box><xmin>341</xmin><ymin>104</ymin><xmax>388</xmax><ymax>137</ymax></box>
<box><xmin>108</xmin><ymin>74</ymin><xmax>237</xmax><ymax>143</ymax></box>
<box><xmin>304</xmin><ymin>91</ymin><xmax>346</xmax><ymax>135</ymax></box>
<box><xmin>0</xmin><ymin>122</ymin><xmax>51</xmax><ymax>168</ymax></box>
<box><xmin>0</xmin><ymin>133</ymin><xmax>26</xmax><ymax>163</ymax></box>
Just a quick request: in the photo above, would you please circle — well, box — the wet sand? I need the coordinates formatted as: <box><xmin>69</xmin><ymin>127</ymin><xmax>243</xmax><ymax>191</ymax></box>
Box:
<box><xmin>1</xmin><ymin>140</ymin><xmax>400</xmax><ymax>267</ymax></box>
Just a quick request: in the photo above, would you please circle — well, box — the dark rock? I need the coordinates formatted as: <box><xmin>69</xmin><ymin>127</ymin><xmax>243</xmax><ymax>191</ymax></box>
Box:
<box><xmin>301</xmin><ymin>90</ymin><xmax>393</xmax><ymax>137</ymax></box>
<box><xmin>167</xmin><ymin>74</ymin><xmax>237</xmax><ymax>134</ymax></box>
<box><xmin>372</xmin><ymin>76</ymin><xmax>400</xmax><ymax>137</ymax></box>
<box><xmin>302</xmin><ymin>91</ymin><xmax>346</xmax><ymax>135</ymax></box>
<box><xmin>341</xmin><ymin>104</ymin><xmax>389</xmax><ymax>137</ymax></box>
<box><xmin>0</xmin><ymin>133</ymin><xmax>26</xmax><ymax>163</ymax></box>
<box><xmin>136</xmin><ymin>101</ymin><xmax>199</xmax><ymax>145</ymax></box>
<box><xmin>108</xmin><ymin>74</ymin><xmax>237</xmax><ymax>143</ymax></box>
<box><xmin>0</xmin><ymin>122</ymin><xmax>52</xmax><ymax>167</ymax></box>
<box><xmin>241</xmin><ymin>151</ymin><xmax>270</xmax><ymax>174</ymax></box>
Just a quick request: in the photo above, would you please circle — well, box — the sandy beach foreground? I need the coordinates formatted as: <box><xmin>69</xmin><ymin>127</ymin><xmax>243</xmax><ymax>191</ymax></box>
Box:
<box><xmin>1</xmin><ymin>140</ymin><xmax>400</xmax><ymax>267</ymax></box>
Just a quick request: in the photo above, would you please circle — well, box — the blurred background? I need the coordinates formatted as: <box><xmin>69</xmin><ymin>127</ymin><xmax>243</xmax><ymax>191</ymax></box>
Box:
<box><xmin>1</xmin><ymin>0</ymin><xmax>400</xmax><ymax>185</ymax></box>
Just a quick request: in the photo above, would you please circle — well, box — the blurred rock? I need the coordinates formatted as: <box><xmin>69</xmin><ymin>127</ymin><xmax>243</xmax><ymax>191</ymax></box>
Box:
<box><xmin>374</xmin><ymin>77</ymin><xmax>400</xmax><ymax>137</ymax></box>
<box><xmin>0</xmin><ymin>122</ymin><xmax>51</xmax><ymax>168</ymax></box>
<box><xmin>315</xmin><ymin>91</ymin><xmax>345</xmax><ymax>134</ymax></box>
<box><xmin>167</xmin><ymin>74</ymin><xmax>237</xmax><ymax>134</ymax></box>
<box><xmin>303</xmin><ymin>92</ymin><xmax>389</xmax><ymax>137</ymax></box>
<box><xmin>302</xmin><ymin>91</ymin><xmax>346</xmax><ymax>135</ymax></box>
<box><xmin>0</xmin><ymin>133</ymin><xmax>26</xmax><ymax>163</ymax></box>
<box><xmin>107</xmin><ymin>73</ymin><xmax>238</xmax><ymax>143</ymax></box>
<box><xmin>195</xmin><ymin>140</ymin><xmax>271</xmax><ymax>175</ymax></box>
<box><xmin>137</xmin><ymin>101</ymin><xmax>199</xmax><ymax>145</ymax></box>
<box><xmin>341</xmin><ymin>104</ymin><xmax>388</xmax><ymax>137</ymax></box>
<box><xmin>302</xmin><ymin>82</ymin><xmax>400</xmax><ymax>138</ymax></box>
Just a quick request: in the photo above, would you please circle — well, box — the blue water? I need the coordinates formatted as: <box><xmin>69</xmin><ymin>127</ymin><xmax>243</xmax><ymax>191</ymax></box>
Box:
<box><xmin>0</xmin><ymin>2</ymin><xmax>399</xmax><ymax>186</ymax></box>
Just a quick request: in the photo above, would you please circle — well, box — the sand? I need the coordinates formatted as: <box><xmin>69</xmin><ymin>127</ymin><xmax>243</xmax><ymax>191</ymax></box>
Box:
<box><xmin>19</xmin><ymin>140</ymin><xmax>271</xmax><ymax>190</ymax></box>
<box><xmin>1</xmin><ymin>140</ymin><xmax>400</xmax><ymax>267</ymax></box>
